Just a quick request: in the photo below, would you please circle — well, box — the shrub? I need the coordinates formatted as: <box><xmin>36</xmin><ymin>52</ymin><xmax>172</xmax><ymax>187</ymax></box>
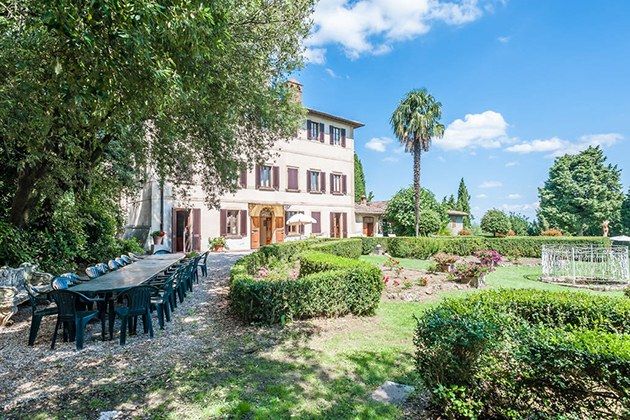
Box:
<box><xmin>480</xmin><ymin>209</ymin><xmax>511</xmax><ymax>236</ymax></box>
<box><xmin>309</xmin><ymin>238</ymin><xmax>362</xmax><ymax>259</ymax></box>
<box><xmin>457</xmin><ymin>228</ymin><xmax>472</xmax><ymax>236</ymax></box>
<box><xmin>542</xmin><ymin>227</ymin><xmax>563</xmax><ymax>236</ymax></box>
<box><xmin>230</xmin><ymin>249</ymin><xmax>383</xmax><ymax>323</ymax></box>
<box><xmin>432</xmin><ymin>252</ymin><xmax>459</xmax><ymax>272</ymax></box>
<box><xmin>414</xmin><ymin>290</ymin><xmax>630</xmax><ymax>418</ymax></box>
<box><xmin>360</xmin><ymin>237</ymin><xmax>390</xmax><ymax>255</ymax></box>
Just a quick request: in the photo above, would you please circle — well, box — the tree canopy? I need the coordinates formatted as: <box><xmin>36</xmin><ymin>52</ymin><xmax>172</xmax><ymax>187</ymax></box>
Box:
<box><xmin>354</xmin><ymin>152</ymin><xmax>366</xmax><ymax>202</ymax></box>
<box><xmin>456</xmin><ymin>178</ymin><xmax>472</xmax><ymax>228</ymax></box>
<box><xmin>385</xmin><ymin>187</ymin><xmax>446</xmax><ymax>236</ymax></box>
<box><xmin>481</xmin><ymin>209</ymin><xmax>511</xmax><ymax>237</ymax></box>
<box><xmin>621</xmin><ymin>188</ymin><xmax>630</xmax><ymax>235</ymax></box>
<box><xmin>538</xmin><ymin>146</ymin><xmax>624</xmax><ymax>235</ymax></box>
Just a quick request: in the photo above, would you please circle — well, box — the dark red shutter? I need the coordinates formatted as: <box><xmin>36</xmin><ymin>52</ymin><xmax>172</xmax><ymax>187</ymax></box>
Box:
<box><xmin>307</xmin><ymin>120</ymin><xmax>312</xmax><ymax>140</ymax></box>
<box><xmin>341</xmin><ymin>128</ymin><xmax>346</xmax><ymax>147</ymax></box>
<box><xmin>239</xmin><ymin>168</ymin><xmax>247</xmax><ymax>188</ymax></box>
<box><xmin>306</xmin><ymin>170</ymin><xmax>311</xmax><ymax>192</ymax></box>
<box><xmin>329</xmin><ymin>126</ymin><xmax>334</xmax><ymax>145</ymax></box>
<box><xmin>240</xmin><ymin>210</ymin><xmax>247</xmax><ymax>236</ymax></box>
<box><xmin>330</xmin><ymin>173</ymin><xmax>334</xmax><ymax>193</ymax></box>
<box><xmin>342</xmin><ymin>213</ymin><xmax>348</xmax><ymax>238</ymax></box>
<box><xmin>192</xmin><ymin>208</ymin><xmax>201</xmax><ymax>251</ymax></box>
<box><xmin>255</xmin><ymin>164</ymin><xmax>260</xmax><ymax>189</ymax></box>
<box><xmin>330</xmin><ymin>213</ymin><xmax>335</xmax><ymax>237</ymax></box>
<box><xmin>320</xmin><ymin>172</ymin><xmax>326</xmax><ymax>193</ymax></box>
<box><xmin>273</xmin><ymin>166</ymin><xmax>279</xmax><ymax>190</ymax></box>
<box><xmin>220</xmin><ymin>209</ymin><xmax>227</xmax><ymax>236</ymax></box>
<box><xmin>312</xmin><ymin>212</ymin><xmax>321</xmax><ymax>233</ymax></box>
<box><xmin>342</xmin><ymin>175</ymin><xmax>347</xmax><ymax>195</ymax></box>
<box><xmin>319</xmin><ymin>123</ymin><xmax>325</xmax><ymax>142</ymax></box>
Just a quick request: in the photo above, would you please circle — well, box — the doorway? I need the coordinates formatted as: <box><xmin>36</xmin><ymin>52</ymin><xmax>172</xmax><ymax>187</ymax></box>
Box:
<box><xmin>172</xmin><ymin>208</ymin><xmax>201</xmax><ymax>252</ymax></box>
<box><xmin>363</xmin><ymin>217</ymin><xmax>375</xmax><ymax>237</ymax></box>
<box><xmin>260</xmin><ymin>209</ymin><xmax>274</xmax><ymax>246</ymax></box>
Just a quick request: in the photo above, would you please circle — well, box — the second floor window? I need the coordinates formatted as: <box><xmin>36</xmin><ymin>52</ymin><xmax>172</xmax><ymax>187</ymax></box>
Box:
<box><xmin>332</xmin><ymin>174</ymin><xmax>342</xmax><ymax>193</ymax></box>
<box><xmin>307</xmin><ymin>120</ymin><xmax>323</xmax><ymax>141</ymax></box>
<box><xmin>309</xmin><ymin>170</ymin><xmax>320</xmax><ymax>192</ymax></box>
<box><xmin>330</xmin><ymin>126</ymin><xmax>341</xmax><ymax>145</ymax></box>
<box><xmin>260</xmin><ymin>165</ymin><xmax>272</xmax><ymax>188</ymax></box>
<box><xmin>287</xmin><ymin>167</ymin><xmax>299</xmax><ymax>191</ymax></box>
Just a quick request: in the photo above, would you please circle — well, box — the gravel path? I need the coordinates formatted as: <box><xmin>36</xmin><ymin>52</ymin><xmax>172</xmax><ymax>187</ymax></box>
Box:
<box><xmin>0</xmin><ymin>253</ymin><xmax>248</xmax><ymax>416</ymax></box>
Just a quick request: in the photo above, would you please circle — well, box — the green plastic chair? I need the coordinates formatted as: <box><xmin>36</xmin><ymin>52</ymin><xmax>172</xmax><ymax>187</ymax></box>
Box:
<box><xmin>49</xmin><ymin>290</ymin><xmax>105</xmax><ymax>350</ymax></box>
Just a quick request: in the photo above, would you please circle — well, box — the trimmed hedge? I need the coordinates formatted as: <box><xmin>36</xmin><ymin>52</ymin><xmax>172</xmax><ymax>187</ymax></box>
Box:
<box><xmin>309</xmin><ymin>238</ymin><xmax>363</xmax><ymax>259</ymax></box>
<box><xmin>230</xmin><ymin>249</ymin><xmax>383</xmax><ymax>324</ymax></box>
<box><xmin>360</xmin><ymin>237</ymin><xmax>391</xmax><ymax>255</ymax></box>
<box><xmin>388</xmin><ymin>236</ymin><xmax>611</xmax><ymax>259</ymax></box>
<box><xmin>414</xmin><ymin>289</ymin><xmax>630</xmax><ymax>418</ymax></box>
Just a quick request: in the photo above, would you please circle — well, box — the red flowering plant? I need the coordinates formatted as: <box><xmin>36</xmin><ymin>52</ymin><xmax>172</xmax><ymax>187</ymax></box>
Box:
<box><xmin>474</xmin><ymin>250</ymin><xmax>502</xmax><ymax>267</ymax></box>
<box><xmin>384</xmin><ymin>256</ymin><xmax>403</xmax><ymax>278</ymax></box>
<box><xmin>451</xmin><ymin>262</ymin><xmax>491</xmax><ymax>284</ymax></box>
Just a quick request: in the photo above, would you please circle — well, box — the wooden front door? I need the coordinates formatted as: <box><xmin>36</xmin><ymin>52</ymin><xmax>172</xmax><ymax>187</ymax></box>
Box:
<box><xmin>250</xmin><ymin>216</ymin><xmax>260</xmax><ymax>249</ymax></box>
<box><xmin>363</xmin><ymin>217</ymin><xmax>374</xmax><ymax>237</ymax></box>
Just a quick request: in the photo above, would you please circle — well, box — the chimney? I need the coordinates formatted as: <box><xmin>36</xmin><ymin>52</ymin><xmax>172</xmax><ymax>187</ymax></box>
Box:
<box><xmin>287</xmin><ymin>79</ymin><xmax>303</xmax><ymax>104</ymax></box>
<box><xmin>360</xmin><ymin>195</ymin><xmax>367</xmax><ymax>205</ymax></box>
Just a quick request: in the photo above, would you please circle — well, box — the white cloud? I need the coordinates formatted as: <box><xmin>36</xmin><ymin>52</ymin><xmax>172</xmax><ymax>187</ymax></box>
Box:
<box><xmin>476</xmin><ymin>193</ymin><xmax>487</xmax><ymax>199</ymax></box>
<box><xmin>479</xmin><ymin>180</ymin><xmax>502</xmax><ymax>189</ymax></box>
<box><xmin>382</xmin><ymin>156</ymin><xmax>399</xmax><ymax>163</ymax></box>
<box><xmin>501</xmin><ymin>201</ymin><xmax>539</xmax><ymax>212</ymax></box>
<box><xmin>497</xmin><ymin>35</ymin><xmax>510</xmax><ymax>43</ymax></box>
<box><xmin>507</xmin><ymin>193</ymin><xmax>521</xmax><ymax>199</ymax></box>
<box><xmin>306</xmin><ymin>0</ymin><xmax>495</xmax><ymax>61</ymax></box>
<box><xmin>437</xmin><ymin>110</ymin><xmax>511</xmax><ymax>150</ymax></box>
<box><xmin>437</xmin><ymin>156</ymin><xmax>446</xmax><ymax>162</ymax></box>
<box><xmin>365</xmin><ymin>136</ymin><xmax>393</xmax><ymax>152</ymax></box>
<box><xmin>304</xmin><ymin>47</ymin><xmax>326</xmax><ymax>64</ymax></box>
<box><xmin>505</xmin><ymin>133</ymin><xmax>623</xmax><ymax>157</ymax></box>
<box><xmin>505</xmin><ymin>161</ymin><xmax>519</xmax><ymax>167</ymax></box>
<box><xmin>325</xmin><ymin>68</ymin><xmax>339</xmax><ymax>78</ymax></box>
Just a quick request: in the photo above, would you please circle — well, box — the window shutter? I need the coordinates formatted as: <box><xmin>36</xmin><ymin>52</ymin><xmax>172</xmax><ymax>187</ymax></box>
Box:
<box><xmin>330</xmin><ymin>173</ymin><xmax>334</xmax><ymax>193</ymax></box>
<box><xmin>306</xmin><ymin>170</ymin><xmax>311</xmax><ymax>192</ymax></box>
<box><xmin>273</xmin><ymin>166</ymin><xmax>279</xmax><ymax>190</ymax></box>
<box><xmin>329</xmin><ymin>126</ymin><xmax>334</xmax><ymax>145</ymax></box>
<box><xmin>320</xmin><ymin>172</ymin><xmax>326</xmax><ymax>193</ymax></box>
<box><xmin>255</xmin><ymin>164</ymin><xmax>260</xmax><ymax>189</ymax></box>
<box><xmin>306</xmin><ymin>120</ymin><xmax>312</xmax><ymax>140</ymax></box>
<box><xmin>342</xmin><ymin>175</ymin><xmax>347</xmax><ymax>195</ymax></box>
<box><xmin>319</xmin><ymin>123</ymin><xmax>325</xmax><ymax>142</ymax></box>
<box><xmin>192</xmin><ymin>208</ymin><xmax>201</xmax><ymax>251</ymax></box>
<box><xmin>220</xmin><ymin>209</ymin><xmax>227</xmax><ymax>236</ymax></box>
<box><xmin>239</xmin><ymin>168</ymin><xmax>247</xmax><ymax>188</ymax></box>
<box><xmin>311</xmin><ymin>211</ymin><xmax>321</xmax><ymax>234</ymax></box>
<box><xmin>341</xmin><ymin>128</ymin><xmax>346</xmax><ymax>147</ymax></box>
<box><xmin>330</xmin><ymin>213</ymin><xmax>335</xmax><ymax>237</ymax></box>
<box><xmin>240</xmin><ymin>210</ymin><xmax>247</xmax><ymax>236</ymax></box>
<box><xmin>342</xmin><ymin>213</ymin><xmax>348</xmax><ymax>238</ymax></box>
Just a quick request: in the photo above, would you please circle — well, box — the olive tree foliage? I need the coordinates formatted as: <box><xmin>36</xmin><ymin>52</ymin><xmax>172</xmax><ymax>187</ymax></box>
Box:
<box><xmin>385</xmin><ymin>187</ymin><xmax>446</xmax><ymax>236</ymax></box>
<box><xmin>0</xmin><ymin>0</ymin><xmax>313</xmax><ymax>227</ymax></box>
<box><xmin>481</xmin><ymin>209</ymin><xmax>511</xmax><ymax>237</ymax></box>
<box><xmin>538</xmin><ymin>146</ymin><xmax>624</xmax><ymax>236</ymax></box>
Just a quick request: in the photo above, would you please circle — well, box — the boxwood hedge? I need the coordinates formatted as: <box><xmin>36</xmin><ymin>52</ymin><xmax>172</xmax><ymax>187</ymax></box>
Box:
<box><xmin>384</xmin><ymin>235</ymin><xmax>610</xmax><ymax>259</ymax></box>
<box><xmin>229</xmin><ymin>243</ymin><xmax>382</xmax><ymax>324</ymax></box>
<box><xmin>414</xmin><ymin>289</ymin><xmax>630</xmax><ymax>418</ymax></box>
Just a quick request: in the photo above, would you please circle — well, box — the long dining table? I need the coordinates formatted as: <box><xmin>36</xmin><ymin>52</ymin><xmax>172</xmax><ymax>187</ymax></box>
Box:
<box><xmin>71</xmin><ymin>253</ymin><xmax>184</xmax><ymax>339</ymax></box>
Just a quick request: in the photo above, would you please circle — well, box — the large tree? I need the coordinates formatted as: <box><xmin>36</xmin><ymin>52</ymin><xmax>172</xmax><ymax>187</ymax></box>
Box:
<box><xmin>0</xmin><ymin>0</ymin><xmax>312</xmax><ymax>227</ymax></box>
<box><xmin>390</xmin><ymin>89</ymin><xmax>444</xmax><ymax>236</ymax></box>
<box><xmin>621</xmin><ymin>188</ymin><xmax>630</xmax><ymax>235</ymax></box>
<box><xmin>538</xmin><ymin>146</ymin><xmax>624</xmax><ymax>236</ymax></box>
<box><xmin>456</xmin><ymin>178</ymin><xmax>472</xmax><ymax>228</ymax></box>
<box><xmin>385</xmin><ymin>187</ymin><xmax>447</xmax><ymax>236</ymax></box>
<box><xmin>354</xmin><ymin>152</ymin><xmax>367</xmax><ymax>202</ymax></box>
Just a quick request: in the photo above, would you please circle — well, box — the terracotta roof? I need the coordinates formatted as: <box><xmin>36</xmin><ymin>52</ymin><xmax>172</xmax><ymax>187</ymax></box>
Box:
<box><xmin>355</xmin><ymin>200</ymin><xmax>388</xmax><ymax>214</ymax></box>
<box><xmin>447</xmin><ymin>210</ymin><xmax>468</xmax><ymax>216</ymax></box>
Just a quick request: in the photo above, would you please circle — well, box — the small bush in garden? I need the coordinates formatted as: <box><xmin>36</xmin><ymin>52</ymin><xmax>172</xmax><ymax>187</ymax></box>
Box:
<box><xmin>432</xmin><ymin>252</ymin><xmax>459</xmax><ymax>272</ymax></box>
<box><xmin>541</xmin><ymin>227</ymin><xmax>563</xmax><ymax>236</ymax></box>
<box><xmin>474</xmin><ymin>249</ymin><xmax>502</xmax><ymax>267</ymax></box>
<box><xmin>451</xmin><ymin>262</ymin><xmax>492</xmax><ymax>285</ymax></box>
<box><xmin>457</xmin><ymin>228</ymin><xmax>472</xmax><ymax>236</ymax></box>
<box><xmin>414</xmin><ymin>290</ymin><xmax>630</xmax><ymax>418</ymax></box>
<box><xmin>480</xmin><ymin>209</ymin><xmax>511</xmax><ymax>236</ymax></box>
<box><xmin>309</xmin><ymin>238</ymin><xmax>362</xmax><ymax>258</ymax></box>
<box><xmin>403</xmin><ymin>280</ymin><xmax>413</xmax><ymax>289</ymax></box>
<box><xmin>383</xmin><ymin>255</ymin><xmax>403</xmax><ymax>277</ymax></box>
<box><xmin>417</xmin><ymin>276</ymin><xmax>429</xmax><ymax>287</ymax></box>
<box><xmin>625</xmin><ymin>287</ymin><xmax>630</xmax><ymax>298</ymax></box>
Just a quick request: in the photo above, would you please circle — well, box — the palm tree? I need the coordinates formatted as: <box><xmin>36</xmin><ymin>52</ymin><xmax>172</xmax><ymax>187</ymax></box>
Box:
<box><xmin>390</xmin><ymin>89</ymin><xmax>444</xmax><ymax>236</ymax></box>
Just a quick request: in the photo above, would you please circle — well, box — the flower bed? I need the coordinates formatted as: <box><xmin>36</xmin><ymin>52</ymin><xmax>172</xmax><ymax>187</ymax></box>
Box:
<box><xmin>414</xmin><ymin>289</ymin><xmax>630</xmax><ymax>418</ymax></box>
<box><xmin>229</xmin><ymin>242</ymin><xmax>382</xmax><ymax>324</ymax></box>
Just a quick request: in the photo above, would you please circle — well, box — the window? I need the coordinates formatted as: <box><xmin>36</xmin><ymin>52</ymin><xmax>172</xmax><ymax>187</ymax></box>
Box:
<box><xmin>307</xmin><ymin>120</ymin><xmax>324</xmax><ymax>141</ymax></box>
<box><xmin>311</xmin><ymin>211</ymin><xmax>321</xmax><ymax>234</ymax></box>
<box><xmin>227</xmin><ymin>210</ymin><xmax>240</xmax><ymax>235</ymax></box>
<box><xmin>330</xmin><ymin>126</ymin><xmax>342</xmax><ymax>145</ymax></box>
<box><xmin>287</xmin><ymin>167</ymin><xmax>299</xmax><ymax>191</ymax></box>
<box><xmin>285</xmin><ymin>211</ymin><xmax>304</xmax><ymax>236</ymax></box>
<box><xmin>238</xmin><ymin>168</ymin><xmax>247</xmax><ymax>189</ymax></box>
<box><xmin>332</xmin><ymin>174</ymin><xmax>342</xmax><ymax>193</ymax></box>
<box><xmin>309</xmin><ymin>170</ymin><xmax>320</xmax><ymax>192</ymax></box>
<box><xmin>260</xmin><ymin>165</ymin><xmax>272</xmax><ymax>188</ymax></box>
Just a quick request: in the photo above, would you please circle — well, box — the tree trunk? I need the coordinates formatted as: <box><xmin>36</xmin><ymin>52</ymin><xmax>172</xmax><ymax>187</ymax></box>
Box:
<box><xmin>8</xmin><ymin>166</ymin><xmax>47</xmax><ymax>227</ymax></box>
<box><xmin>413</xmin><ymin>141</ymin><xmax>421</xmax><ymax>237</ymax></box>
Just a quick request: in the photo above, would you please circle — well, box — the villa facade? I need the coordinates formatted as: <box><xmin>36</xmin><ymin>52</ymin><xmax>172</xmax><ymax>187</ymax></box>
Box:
<box><xmin>124</xmin><ymin>82</ymin><xmax>368</xmax><ymax>251</ymax></box>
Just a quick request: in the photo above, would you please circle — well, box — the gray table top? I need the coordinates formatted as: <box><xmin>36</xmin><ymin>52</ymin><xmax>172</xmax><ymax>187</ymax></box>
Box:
<box><xmin>71</xmin><ymin>254</ymin><xmax>184</xmax><ymax>293</ymax></box>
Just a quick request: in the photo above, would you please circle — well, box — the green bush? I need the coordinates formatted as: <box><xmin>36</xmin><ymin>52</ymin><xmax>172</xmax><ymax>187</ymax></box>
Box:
<box><xmin>360</xmin><ymin>236</ymin><xmax>391</xmax><ymax>255</ymax></box>
<box><xmin>309</xmin><ymin>238</ymin><xmax>362</xmax><ymax>259</ymax></box>
<box><xmin>230</xmin><ymin>249</ymin><xmax>383</xmax><ymax>324</ymax></box>
<box><xmin>414</xmin><ymin>289</ymin><xmax>630</xmax><ymax>418</ymax></box>
<box><xmin>388</xmin><ymin>235</ymin><xmax>610</xmax><ymax>259</ymax></box>
<box><xmin>480</xmin><ymin>209</ymin><xmax>511</xmax><ymax>236</ymax></box>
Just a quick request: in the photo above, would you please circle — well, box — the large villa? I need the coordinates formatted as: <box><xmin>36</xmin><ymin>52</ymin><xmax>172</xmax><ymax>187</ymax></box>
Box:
<box><xmin>124</xmin><ymin>81</ymin><xmax>386</xmax><ymax>251</ymax></box>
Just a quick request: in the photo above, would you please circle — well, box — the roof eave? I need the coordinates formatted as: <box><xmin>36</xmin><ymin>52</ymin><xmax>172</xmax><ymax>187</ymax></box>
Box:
<box><xmin>307</xmin><ymin>108</ymin><xmax>364</xmax><ymax>128</ymax></box>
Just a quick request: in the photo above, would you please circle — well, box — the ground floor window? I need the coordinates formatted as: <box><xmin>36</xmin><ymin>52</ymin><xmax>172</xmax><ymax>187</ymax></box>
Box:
<box><xmin>330</xmin><ymin>212</ymin><xmax>347</xmax><ymax>238</ymax></box>
<box><xmin>220</xmin><ymin>209</ymin><xmax>247</xmax><ymax>237</ymax></box>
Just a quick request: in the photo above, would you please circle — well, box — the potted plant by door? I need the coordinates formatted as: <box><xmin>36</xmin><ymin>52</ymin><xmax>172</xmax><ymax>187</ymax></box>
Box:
<box><xmin>151</xmin><ymin>230</ymin><xmax>166</xmax><ymax>245</ymax></box>
<box><xmin>209</xmin><ymin>236</ymin><xmax>227</xmax><ymax>252</ymax></box>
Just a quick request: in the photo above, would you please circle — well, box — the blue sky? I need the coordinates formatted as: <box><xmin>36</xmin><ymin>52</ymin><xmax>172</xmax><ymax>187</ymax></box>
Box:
<box><xmin>295</xmin><ymin>0</ymin><xmax>630</xmax><ymax>221</ymax></box>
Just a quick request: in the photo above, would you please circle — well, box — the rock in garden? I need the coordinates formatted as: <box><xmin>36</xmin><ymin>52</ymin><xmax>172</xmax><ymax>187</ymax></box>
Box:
<box><xmin>371</xmin><ymin>381</ymin><xmax>415</xmax><ymax>405</ymax></box>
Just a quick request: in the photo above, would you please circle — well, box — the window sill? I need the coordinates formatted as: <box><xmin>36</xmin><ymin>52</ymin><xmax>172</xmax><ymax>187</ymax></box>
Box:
<box><xmin>225</xmin><ymin>235</ymin><xmax>244</xmax><ymax>239</ymax></box>
<box><xmin>286</xmin><ymin>189</ymin><xmax>301</xmax><ymax>193</ymax></box>
<box><xmin>287</xmin><ymin>233</ymin><xmax>302</xmax><ymax>237</ymax></box>
<box><xmin>309</xmin><ymin>191</ymin><xmax>323</xmax><ymax>194</ymax></box>
<box><xmin>331</xmin><ymin>192</ymin><xmax>345</xmax><ymax>196</ymax></box>
<box><xmin>257</xmin><ymin>187</ymin><xmax>276</xmax><ymax>191</ymax></box>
